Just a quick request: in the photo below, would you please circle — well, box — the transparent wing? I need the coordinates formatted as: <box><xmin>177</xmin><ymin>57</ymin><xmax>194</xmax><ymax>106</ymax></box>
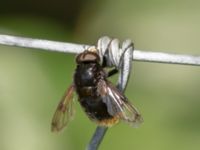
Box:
<box><xmin>51</xmin><ymin>84</ymin><xmax>75</xmax><ymax>132</ymax></box>
<box><xmin>97</xmin><ymin>80</ymin><xmax>143</xmax><ymax>127</ymax></box>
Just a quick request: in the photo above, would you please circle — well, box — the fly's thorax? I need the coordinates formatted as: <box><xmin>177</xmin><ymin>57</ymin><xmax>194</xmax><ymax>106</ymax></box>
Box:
<box><xmin>74</xmin><ymin>61</ymin><xmax>105</xmax><ymax>87</ymax></box>
<box><xmin>74</xmin><ymin>63</ymin><xmax>95</xmax><ymax>87</ymax></box>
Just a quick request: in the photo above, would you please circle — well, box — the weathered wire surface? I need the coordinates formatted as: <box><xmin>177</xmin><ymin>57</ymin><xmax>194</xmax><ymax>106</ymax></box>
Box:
<box><xmin>1</xmin><ymin>34</ymin><xmax>200</xmax><ymax>150</ymax></box>
<box><xmin>0</xmin><ymin>34</ymin><xmax>200</xmax><ymax>66</ymax></box>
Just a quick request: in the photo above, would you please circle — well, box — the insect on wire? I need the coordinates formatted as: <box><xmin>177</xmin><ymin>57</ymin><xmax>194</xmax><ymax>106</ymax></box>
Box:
<box><xmin>51</xmin><ymin>36</ymin><xmax>143</xmax><ymax>128</ymax></box>
<box><xmin>50</xmin><ymin>36</ymin><xmax>143</xmax><ymax>150</ymax></box>
<box><xmin>87</xmin><ymin>37</ymin><xmax>143</xmax><ymax>150</ymax></box>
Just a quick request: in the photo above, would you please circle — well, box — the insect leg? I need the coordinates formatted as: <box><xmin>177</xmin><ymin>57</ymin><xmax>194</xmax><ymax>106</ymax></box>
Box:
<box><xmin>101</xmin><ymin>55</ymin><xmax>118</xmax><ymax>77</ymax></box>
<box><xmin>107</xmin><ymin>69</ymin><xmax>118</xmax><ymax>77</ymax></box>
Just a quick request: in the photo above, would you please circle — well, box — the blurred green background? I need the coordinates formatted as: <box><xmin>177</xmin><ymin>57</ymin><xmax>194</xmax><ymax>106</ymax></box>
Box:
<box><xmin>0</xmin><ymin>0</ymin><xmax>200</xmax><ymax>150</ymax></box>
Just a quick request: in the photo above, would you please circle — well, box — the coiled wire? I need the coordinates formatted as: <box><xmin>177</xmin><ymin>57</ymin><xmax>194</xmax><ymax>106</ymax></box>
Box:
<box><xmin>87</xmin><ymin>36</ymin><xmax>134</xmax><ymax>150</ymax></box>
<box><xmin>97</xmin><ymin>36</ymin><xmax>134</xmax><ymax>91</ymax></box>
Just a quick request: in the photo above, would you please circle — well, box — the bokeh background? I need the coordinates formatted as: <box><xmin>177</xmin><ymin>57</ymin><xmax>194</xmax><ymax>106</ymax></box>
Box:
<box><xmin>0</xmin><ymin>0</ymin><xmax>200</xmax><ymax>150</ymax></box>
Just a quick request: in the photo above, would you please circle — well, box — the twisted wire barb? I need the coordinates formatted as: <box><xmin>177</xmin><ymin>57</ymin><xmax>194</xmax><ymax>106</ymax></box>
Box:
<box><xmin>97</xmin><ymin>36</ymin><xmax>134</xmax><ymax>91</ymax></box>
<box><xmin>87</xmin><ymin>36</ymin><xmax>135</xmax><ymax>150</ymax></box>
<box><xmin>1</xmin><ymin>34</ymin><xmax>200</xmax><ymax>150</ymax></box>
<box><xmin>0</xmin><ymin>34</ymin><xmax>200</xmax><ymax>150</ymax></box>
<box><xmin>0</xmin><ymin>34</ymin><xmax>200</xmax><ymax>66</ymax></box>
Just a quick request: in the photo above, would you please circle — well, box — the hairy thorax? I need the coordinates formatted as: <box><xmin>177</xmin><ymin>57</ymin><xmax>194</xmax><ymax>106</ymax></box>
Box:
<box><xmin>73</xmin><ymin>62</ymin><xmax>116</xmax><ymax>124</ymax></box>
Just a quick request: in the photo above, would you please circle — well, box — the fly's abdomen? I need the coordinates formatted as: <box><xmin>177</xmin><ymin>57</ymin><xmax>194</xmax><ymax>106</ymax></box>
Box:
<box><xmin>79</xmin><ymin>96</ymin><xmax>119</xmax><ymax>126</ymax></box>
<box><xmin>80</xmin><ymin>96</ymin><xmax>112</xmax><ymax>120</ymax></box>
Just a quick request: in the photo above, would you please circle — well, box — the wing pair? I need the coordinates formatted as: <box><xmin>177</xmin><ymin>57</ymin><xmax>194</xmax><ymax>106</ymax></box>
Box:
<box><xmin>51</xmin><ymin>81</ymin><xmax>143</xmax><ymax>132</ymax></box>
<box><xmin>97</xmin><ymin>80</ymin><xmax>143</xmax><ymax>127</ymax></box>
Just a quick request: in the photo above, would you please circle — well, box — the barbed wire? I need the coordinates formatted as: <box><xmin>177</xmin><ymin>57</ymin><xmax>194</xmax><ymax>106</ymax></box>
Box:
<box><xmin>1</xmin><ymin>33</ymin><xmax>200</xmax><ymax>150</ymax></box>
<box><xmin>86</xmin><ymin>36</ymin><xmax>137</xmax><ymax>150</ymax></box>
<box><xmin>0</xmin><ymin>34</ymin><xmax>200</xmax><ymax>66</ymax></box>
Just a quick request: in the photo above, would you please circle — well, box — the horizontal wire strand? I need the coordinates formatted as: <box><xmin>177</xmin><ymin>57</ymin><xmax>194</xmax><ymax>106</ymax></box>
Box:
<box><xmin>0</xmin><ymin>34</ymin><xmax>200</xmax><ymax>66</ymax></box>
<box><xmin>1</xmin><ymin>34</ymin><xmax>199</xmax><ymax>150</ymax></box>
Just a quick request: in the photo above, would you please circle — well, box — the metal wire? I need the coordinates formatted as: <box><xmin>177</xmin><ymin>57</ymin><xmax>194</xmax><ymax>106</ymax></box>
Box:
<box><xmin>87</xmin><ymin>36</ymin><xmax>134</xmax><ymax>150</ymax></box>
<box><xmin>97</xmin><ymin>36</ymin><xmax>134</xmax><ymax>91</ymax></box>
<box><xmin>0</xmin><ymin>34</ymin><xmax>200</xmax><ymax>66</ymax></box>
<box><xmin>86</xmin><ymin>126</ymin><xmax>108</xmax><ymax>150</ymax></box>
<box><xmin>0</xmin><ymin>33</ymin><xmax>200</xmax><ymax>149</ymax></box>
<box><xmin>0</xmin><ymin>34</ymin><xmax>138</xmax><ymax>150</ymax></box>
<box><xmin>1</xmin><ymin>34</ymin><xmax>200</xmax><ymax>150</ymax></box>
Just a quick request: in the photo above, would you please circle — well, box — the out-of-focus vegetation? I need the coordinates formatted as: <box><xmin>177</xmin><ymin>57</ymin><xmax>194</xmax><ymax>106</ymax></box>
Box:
<box><xmin>0</xmin><ymin>0</ymin><xmax>200</xmax><ymax>150</ymax></box>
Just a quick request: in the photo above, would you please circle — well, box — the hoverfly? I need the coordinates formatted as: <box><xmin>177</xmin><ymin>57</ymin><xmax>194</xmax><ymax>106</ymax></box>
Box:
<box><xmin>51</xmin><ymin>48</ymin><xmax>143</xmax><ymax>132</ymax></box>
